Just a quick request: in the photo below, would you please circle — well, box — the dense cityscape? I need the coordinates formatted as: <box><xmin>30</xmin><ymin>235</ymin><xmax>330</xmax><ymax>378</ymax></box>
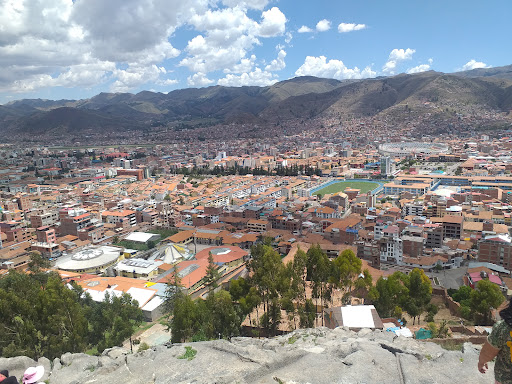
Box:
<box><xmin>2</xmin><ymin>128</ymin><xmax>512</xmax><ymax>352</ymax></box>
<box><xmin>2</xmin><ymin>0</ymin><xmax>512</xmax><ymax>382</ymax></box>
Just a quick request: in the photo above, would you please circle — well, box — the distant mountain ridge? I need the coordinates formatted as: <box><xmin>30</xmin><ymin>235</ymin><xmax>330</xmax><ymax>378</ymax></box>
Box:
<box><xmin>1</xmin><ymin>65</ymin><xmax>512</xmax><ymax>138</ymax></box>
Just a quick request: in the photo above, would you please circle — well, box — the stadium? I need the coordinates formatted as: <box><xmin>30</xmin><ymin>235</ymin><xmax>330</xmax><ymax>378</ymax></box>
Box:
<box><xmin>378</xmin><ymin>142</ymin><xmax>450</xmax><ymax>157</ymax></box>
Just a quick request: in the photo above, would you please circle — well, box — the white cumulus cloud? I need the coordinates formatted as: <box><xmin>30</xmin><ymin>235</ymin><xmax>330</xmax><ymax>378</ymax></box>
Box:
<box><xmin>180</xmin><ymin>6</ymin><xmax>286</xmax><ymax>74</ymax></box>
<box><xmin>187</xmin><ymin>72</ymin><xmax>214</xmax><ymax>87</ymax></box>
<box><xmin>257</xmin><ymin>7</ymin><xmax>287</xmax><ymax>37</ymax></box>
<box><xmin>222</xmin><ymin>0</ymin><xmax>270</xmax><ymax>10</ymax></box>
<box><xmin>225</xmin><ymin>55</ymin><xmax>256</xmax><ymax>74</ymax></box>
<box><xmin>382</xmin><ymin>48</ymin><xmax>416</xmax><ymax>75</ymax></box>
<box><xmin>298</xmin><ymin>25</ymin><xmax>313</xmax><ymax>33</ymax></box>
<box><xmin>295</xmin><ymin>56</ymin><xmax>376</xmax><ymax>80</ymax></box>
<box><xmin>111</xmin><ymin>64</ymin><xmax>167</xmax><ymax>92</ymax></box>
<box><xmin>265</xmin><ymin>49</ymin><xmax>286</xmax><ymax>72</ymax></box>
<box><xmin>407</xmin><ymin>64</ymin><xmax>431</xmax><ymax>74</ymax></box>
<box><xmin>316</xmin><ymin>19</ymin><xmax>331</xmax><ymax>32</ymax></box>
<box><xmin>461</xmin><ymin>59</ymin><xmax>489</xmax><ymax>71</ymax></box>
<box><xmin>217</xmin><ymin>67</ymin><xmax>278</xmax><ymax>87</ymax></box>
<box><xmin>337</xmin><ymin>23</ymin><xmax>366</xmax><ymax>33</ymax></box>
<box><xmin>389</xmin><ymin>48</ymin><xmax>415</xmax><ymax>61</ymax></box>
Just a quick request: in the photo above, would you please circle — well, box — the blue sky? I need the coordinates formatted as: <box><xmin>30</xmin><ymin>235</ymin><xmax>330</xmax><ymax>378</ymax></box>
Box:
<box><xmin>0</xmin><ymin>0</ymin><xmax>510</xmax><ymax>103</ymax></box>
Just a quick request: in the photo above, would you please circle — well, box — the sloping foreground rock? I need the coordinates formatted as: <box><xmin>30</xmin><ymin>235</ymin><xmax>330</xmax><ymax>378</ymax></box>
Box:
<box><xmin>0</xmin><ymin>327</ymin><xmax>494</xmax><ymax>384</ymax></box>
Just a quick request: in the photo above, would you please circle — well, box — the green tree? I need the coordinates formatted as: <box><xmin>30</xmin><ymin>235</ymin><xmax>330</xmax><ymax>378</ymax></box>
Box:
<box><xmin>428</xmin><ymin>320</ymin><xmax>449</xmax><ymax>338</ymax></box>
<box><xmin>470</xmin><ymin>280</ymin><xmax>505</xmax><ymax>324</ymax></box>
<box><xmin>28</xmin><ymin>251</ymin><xmax>50</xmax><ymax>273</ymax></box>
<box><xmin>332</xmin><ymin>249</ymin><xmax>362</xmax><ymax>304</ymax></box>
<box><xmin>208</xmin><ymin>290</ymin><xmax>241</xmax><ymax>339</ymax></box>
<box><xmin>205</xmin><ymin>251</ymin><xmax>220</xmax><ymax>292</ymax></box>
<box><xmin>406</xmin><ymin>268</ymin><xmax>432</xmax><ymax>324</ymax></box>
<box><xmin>170</xmin><ymin>294</ymin><xmax>201</xmax><ymax>343</ymax></box>
<box><xmin>248</xmin><ymin>244</ymin><xmax>287</xmax><ymax>335</ymax></box>
<box><xmin>164</xmin><ymin>270</ymin><xmax>184</xmax><ymax>318</ymax></box>
<box><xmin>451</xmin><ymin>285</ymin><xmax>472</xmax><ymax>303</ymax></box>
<box><xmin>239</xmin><ymin>286</ymin><xmax>261</xmax><ymax>328</ymax></box>
<box><xmin>354</xmin><ymin>269</ymin><xmax>373</xmax><ymax>298</ymax></box>
<box><xmin>299</xmin><ymin>299</ymin><xmax>316</xmax><ymax>328</ymax></box>
<box><xmin>425</xmin><ymin>304</ymin><xmax>438</xmax><ymax>323</ymax></box>
<box><xmin>306</xmin><ymin>244</ymin><xmax>332</xmax><ymax>326</ymax></box>
<box><xmin>0</xmin><ymin>272</ymin><xmax>91</xmax><ymax>359</ymax></box>
<box><xmin>88</xmin><ymin>291</ymin><xmax>143</xmax><ymax>353</ymax></box>
<box><xmin>369</xmin><ymin>272</ymin><xmax>409</xmax><ymax>318</ymax></box>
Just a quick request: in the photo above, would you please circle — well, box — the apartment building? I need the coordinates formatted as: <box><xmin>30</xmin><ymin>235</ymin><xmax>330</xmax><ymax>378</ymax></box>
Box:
<box><xmin>247</xmin><ymin>219</ymin><xmax>271</xmax><ymax>233</ymax></box>
<box><xmin>101</xmin><ymin>210</ymin><xmax>137</xmax><ymax>227</ymax></box>
<box><xmin>478</xmin><ymin>234</ymin><xmax>512</xmax><ymax>270</ymax></box>
<box><xmin>30</xmin><ymin>211</ymin><xmax>58</xmax><ymax>228</ymax></box>
<box><xmin>60</xmin><ymin>209</ymin><xmax>93</xmax><ymax>236</ymax></box>
<box><xmin>36</xmin><ymin>226</ymin><xmax>56</xmax><ymax>243</ymax></box>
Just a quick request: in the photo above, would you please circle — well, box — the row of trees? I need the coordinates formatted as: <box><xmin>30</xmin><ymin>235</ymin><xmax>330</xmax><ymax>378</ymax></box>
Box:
<box><xmin>368</xmin><ymin>269</ymin><xmax>432</xmax><ymax>324</ymax></box>
<box><xmin>172</xmin><ymin>164</ymin><xmax>323</xmax><ymax>177</ymax></box>
<box><xmin>448</xmin><ymin>280</ymin><xmax>504</xmax><ymax>324</ymax></box>
<box><xmin>168</xmin><ymin>243</ymin><xmax>370</xmax><ymax>342</ymax></box>
<box><xmin>0</xmin><ymin>268</ymin><xmax>143</xmax><ymax>360</ymax></box>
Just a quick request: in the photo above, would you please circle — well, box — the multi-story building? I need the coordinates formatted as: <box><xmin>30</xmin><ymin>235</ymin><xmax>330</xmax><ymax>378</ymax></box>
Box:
<box><xmin>30</xmin><ymin>211</ymin><xmax>59</xmax><ymax>228</ymax></box>
<box><xmin>439</xmin><ymin>215</ymin><xmax>463</xmax><ymax>240</ymax></box>
<box><xmin>425</xmin><ymin>226</ymin><xmax>443</xmax><ymax>249</ymax></box>
<box><xmin>17</xmin><ymin>194</ymin><xmax>32</xmax><ymax>211</ymax></box>
<box><xmin>101</xmin><ymin>210</ymin><xmax>137</xmax><ymax>227</ymax></box>
<box><xmin>478</xmin><ymin>234</ymin><xmax>512</xmax><ymax>270</ymax></box>
<box><xmin>380</xmin><ymin>156</ymin><xmax>392</xmax><ymax>176</ymax></box>
<box><xmin>356</xmin><ymin>240</ymin><xmax>380</xmax><ymax>267</ymax></box>
<box><xmin>6</xmin><ymin>228</ymin><xmax>34</xmax><ymax>243</ymax></box>
<box><xmin>323</xmin><ymin>216</ymin><xmax>362</xmax><ymax>244</ymax></box>
<box><xmin>60</xmin><ymin>208</ymin><xmax>93</xmax><ymax>236</ymax></box>
<box><xmin>402</xmin><ymin>203</ymin><xmax>424</xmax><ymax>217</ymax></box>
<box><xmin>379</xmin><ymin>235</ymin><xmax>403</xmax><ymax>264</ymax></box>
<box><xmin>402</xmin><ymin>235</ymin><xmax>424</xmax><ymax>258</ymax></box>
<box><xmin>247</xmin><ymin>219</ymin><xmax>271</xmax><ymax>233</ymax></box>
<box><xmin>36</xmin><ymin>226</ymin><xmax>56</xmax><ymax>243</ymax></box>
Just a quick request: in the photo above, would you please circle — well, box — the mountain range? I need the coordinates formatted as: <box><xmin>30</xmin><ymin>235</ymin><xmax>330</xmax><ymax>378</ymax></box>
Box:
<box><xmin>1</xmin><ymin>65</ymin><xmax>512</xmax><ymax>138</ymax></box>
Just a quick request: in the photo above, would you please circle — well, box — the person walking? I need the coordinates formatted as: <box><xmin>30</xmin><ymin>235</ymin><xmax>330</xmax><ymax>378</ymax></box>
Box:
<box><xmin>479</xmin><ymin>298</ymin><xmax>512</xmax><ymax>384</ymax></box>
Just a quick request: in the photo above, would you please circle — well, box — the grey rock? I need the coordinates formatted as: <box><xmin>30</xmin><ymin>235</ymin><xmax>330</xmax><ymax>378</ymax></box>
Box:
<box><xmin>102</xmin><ymin>346</ymin><xmax>131</xmax><ymax>359</ymax></box>
<box><xmin>0</xmin><ymin>356</ymin><xmax>37</xmax><ymax>380</ymax></box>
<box><xmin>0</xmin><ymin>329</ymin><xmax>495</xmax><ymax>384</ymax></box>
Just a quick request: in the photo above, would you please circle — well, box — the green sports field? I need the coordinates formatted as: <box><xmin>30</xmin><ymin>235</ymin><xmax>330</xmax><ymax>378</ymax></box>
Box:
<box><xmin>313</xmin><ymin>181</ymin><xmax>380</xmax><ymax>195</ymax></box>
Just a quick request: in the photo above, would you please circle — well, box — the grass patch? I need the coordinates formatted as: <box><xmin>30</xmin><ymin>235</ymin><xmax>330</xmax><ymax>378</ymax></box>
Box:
<box><xmin>115</xmin><ymin>240</ymin><xmax>149</xmax><ymax>251</ymax></box>
<box><xmin>148</xmin><ymin>228</ymin><xmax>178</xmax><ymax>240</ymax></box>
<box><xmin>85</xmin><ymin>346</ymin><xmax>99</xmax><ymax>356</ymax></box>
<box><xmin>313</xmin><ymin>181</ymin><xmax>380</xmax><ymax>196</ymax></box>
<box><xmin>425</xmin><ymin>354</ymin><xmax>432</xmax><ymax>360</ymax></box>
<box><xmin>178</xmin><ymin>346</ymin><xmax>197</xmax><ymax>361</ymax></box>
<box><xmin>288</xmin><ymin>335</ymin><xmax>298</xmax><ymax>344</ymax></box>
<box><xmin>435</xmin><ymin>340</ymin><xmax>463</xmax><ymax>351</ymax></box>
<box><xmin>138</xmin><ymin>321</ymin><xmax>155</xmax><ymax>333</ymax></box>
<box><xmin>158</xmin><ymin>316</ymin><xmax>169</xmax><ymax>327</ymax></box>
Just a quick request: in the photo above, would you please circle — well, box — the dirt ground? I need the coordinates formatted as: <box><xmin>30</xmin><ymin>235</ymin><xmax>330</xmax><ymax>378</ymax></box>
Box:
<box><xmin>401</xmin><ymin>296</ymin><xmax>463</xmax><ymax>329</ymax></box>
<box><xmin>123</xmin><ymin>322</ymin><xmax>171</xmax><ymax>350</ymax></box>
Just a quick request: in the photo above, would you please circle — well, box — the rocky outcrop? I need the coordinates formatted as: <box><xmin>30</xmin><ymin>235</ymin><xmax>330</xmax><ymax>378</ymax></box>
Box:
<box><xmin>0</xmin><ymin>327</ymin><xmax>494</xmax><ymax>384</ymax></box>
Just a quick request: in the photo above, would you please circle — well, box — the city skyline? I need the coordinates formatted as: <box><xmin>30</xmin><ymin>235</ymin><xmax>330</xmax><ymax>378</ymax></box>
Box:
<box><xmin>1</xmin><ymin>0</ymin><xmax>511</xmax><ymax>104</ymax></box>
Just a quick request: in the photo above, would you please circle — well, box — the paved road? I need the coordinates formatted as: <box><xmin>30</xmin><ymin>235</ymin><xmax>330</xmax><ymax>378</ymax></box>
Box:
<box><xmin>431</xmin><ymin>265</ymin><xmax>468</xmax><ymax>289</ymax></box>
<box><xmin>381</xmin><ymin>263</ymin><xmax>468</xmax><ymax>290</ymax></box>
